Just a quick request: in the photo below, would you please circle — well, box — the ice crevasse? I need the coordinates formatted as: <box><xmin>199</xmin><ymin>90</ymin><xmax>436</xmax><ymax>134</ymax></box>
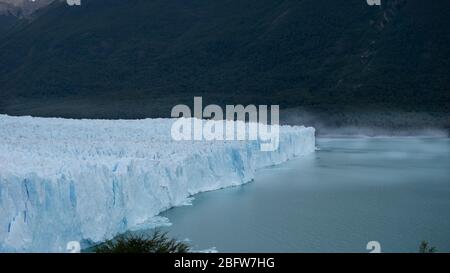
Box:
<box><xmin>0</xmin><ymin>115</ymin><xmax>315</xmax><ymax>252</ymax></box>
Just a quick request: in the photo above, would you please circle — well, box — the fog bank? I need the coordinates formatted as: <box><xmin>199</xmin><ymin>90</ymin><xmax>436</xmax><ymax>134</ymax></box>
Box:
<box><xmin>281</xmin><ymin>108</ymin><xmax>449</xmax><ymax>137</ymax></box>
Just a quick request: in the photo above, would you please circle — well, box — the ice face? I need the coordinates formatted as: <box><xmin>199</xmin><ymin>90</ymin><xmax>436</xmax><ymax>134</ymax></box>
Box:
<box><xmin>0</xmin><ymin>115</ymin><xmax>315</xmax><ymax>252</ymax></box>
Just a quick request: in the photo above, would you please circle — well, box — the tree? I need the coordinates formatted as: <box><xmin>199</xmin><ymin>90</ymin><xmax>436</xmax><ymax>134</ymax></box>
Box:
<box><xmin>419</xmin><ymin>241</ymin><xmax>437</xmax><ymax>253</ymax></box>
<box><xmin>94</xmin><ymin>231</ymin><xmax>190</xmax><ymax>253</ymax></box>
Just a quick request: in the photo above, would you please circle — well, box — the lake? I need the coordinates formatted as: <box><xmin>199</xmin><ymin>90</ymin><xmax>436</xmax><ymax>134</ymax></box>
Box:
<box><xmin>151</xmin><ymin>138</ymin><xmax>450</xmax><ymax>253</ymax></box>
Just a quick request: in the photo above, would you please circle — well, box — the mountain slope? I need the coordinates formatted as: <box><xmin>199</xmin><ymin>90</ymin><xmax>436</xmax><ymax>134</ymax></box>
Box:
<box><xmin>0</xmin><ymin>0</ymin><xmax>449</xmax><ymax>120</ymax></box>
<box><xmin>0</xmin><ymin>0</ymin><xmax>54</xmax><ymax>17</ymax></box>
<box><xmin>0</xmin><ymin>1</ymin><xmax>20</xmax><ymax>36</ymax></box>
<box><xmin>0</xmin><ymin>14</ymin><xmax>17</xmax><ymax>34</ymax></box>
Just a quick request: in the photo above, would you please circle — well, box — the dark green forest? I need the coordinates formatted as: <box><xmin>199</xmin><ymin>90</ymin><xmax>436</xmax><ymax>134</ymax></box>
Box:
<box><xmin>0</xmin><ymin>0</ymin><xmax>449</xmax><ymax>133</ymax></box>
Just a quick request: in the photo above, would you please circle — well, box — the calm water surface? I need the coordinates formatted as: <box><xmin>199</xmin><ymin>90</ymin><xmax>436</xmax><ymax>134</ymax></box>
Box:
<box><xmin>154</xmin><ymin>138</ymin><xmax>450</xmax><ymax>253</ymax></box>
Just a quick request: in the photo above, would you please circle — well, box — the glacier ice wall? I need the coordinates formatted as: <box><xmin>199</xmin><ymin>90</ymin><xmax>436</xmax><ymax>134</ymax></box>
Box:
<box><xmin>0</xmin><ymin>115</ymin><xmax>315</xmax><ymax>252</ymax></box>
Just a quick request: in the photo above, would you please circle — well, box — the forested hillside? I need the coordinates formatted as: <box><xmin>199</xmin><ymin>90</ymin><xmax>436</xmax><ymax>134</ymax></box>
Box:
<box><xmin>0</xmin><ymin>0</ymin><xmax>448</xmax><ymax>132</ymax></box>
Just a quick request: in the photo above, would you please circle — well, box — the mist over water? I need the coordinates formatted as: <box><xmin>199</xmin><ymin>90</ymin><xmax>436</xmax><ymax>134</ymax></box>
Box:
<box><xmin>312</xmin><ymin>127</ymin><xmax>448</xmax><ymax>138</ymax></box>
<box><xmin>281</xmin><ymin>108</ymin><xmax>449</xmax><ymax>137</ymax></box>
<box><xmin>149</xmin><ymin>138</ymin><xmax>450</xmax><ymax>253</ymax></box>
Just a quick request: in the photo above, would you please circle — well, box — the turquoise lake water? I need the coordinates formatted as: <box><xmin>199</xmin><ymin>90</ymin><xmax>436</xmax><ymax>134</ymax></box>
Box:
<box><xmin>154</xmin><ymin>138</ymin><xmax>450</xmax><ymax>253</ymax></box>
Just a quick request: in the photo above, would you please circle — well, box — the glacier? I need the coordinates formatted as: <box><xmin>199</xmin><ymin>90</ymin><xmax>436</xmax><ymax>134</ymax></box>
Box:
<box><xmin>0</xmin><ymin>115</ymin><xmax>315</xmax><ymax>252</ymax></box>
